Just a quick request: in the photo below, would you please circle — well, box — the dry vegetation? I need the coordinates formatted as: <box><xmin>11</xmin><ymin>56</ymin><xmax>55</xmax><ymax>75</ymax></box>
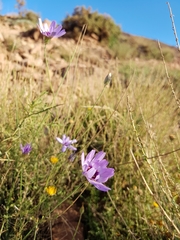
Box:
<box><xmin>1</xmin><ymin>6</ymin><xmax>180</xmax><ymax>240</ymax></box>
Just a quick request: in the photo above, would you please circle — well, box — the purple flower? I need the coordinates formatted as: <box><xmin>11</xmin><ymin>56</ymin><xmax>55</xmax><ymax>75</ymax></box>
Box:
<box><xmin>38</xmin><ymin>18</ymin><xmax>66</xmax><ymax>38</ymax></box>
<box><xmin>20</xmin><ymin>143</ymin><xmax>32</xmax><ymax>154</ymax></box>
<box><xmin>81</xmin><ymin>150</ymin><xmax>114</xmax><ymax>192</ymax></box>
<box><xmin>56</xmin><ymin>135</ymin><xmax>77</xmax><ymax>152</ymax></box>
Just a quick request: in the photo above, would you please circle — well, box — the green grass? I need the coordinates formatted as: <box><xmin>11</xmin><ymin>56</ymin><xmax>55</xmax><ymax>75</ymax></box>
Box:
<box><xmin>1</xmin><ymin>30</ymin><xmax>180</xmax><ymax>240</ymax></box>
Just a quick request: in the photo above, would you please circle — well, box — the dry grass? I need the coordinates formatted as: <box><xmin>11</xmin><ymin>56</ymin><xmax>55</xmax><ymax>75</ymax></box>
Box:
<box><xmin>1</xmin><ymin>13</ymin><xmax>180</xmax><ymax>240</ymax></box>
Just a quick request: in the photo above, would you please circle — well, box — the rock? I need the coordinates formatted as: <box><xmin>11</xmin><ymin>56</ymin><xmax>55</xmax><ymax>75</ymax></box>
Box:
<box><xmin>21</xmin><ymin>28</ymin><xmax>43</xmax><ymax>41</ymax></box>
<box><xmin>24</xmin><ymin>57</ymin><xmax>43</xmax><ymax>68</ymax></box>
<box><xmin>13</xmin><ymin>53</ymin><xmax>23</xmax><ymax>63</ymax></box>
<box><xmin>0</xmin><ymin>53</ymin><xmax>6</xmax><ymax>62</ymax></box>
<box><xmin>0</xmin><ymin>32</ymin><xmax>4</xmax><ymax>42</ymax></box>
<box><xmin>29</xmin><ymin>44</ymin><xmax>42</xmax><ymax>55</ymax></box>
<box><xmin>91</xmin><ymin>33</ymin><xmax>99</xmax><ymax>41</ymax></box>
<box><xmin>0</xmin><ymin>53</ymin><xmax>6</xmax><ymax>69</ymax></box>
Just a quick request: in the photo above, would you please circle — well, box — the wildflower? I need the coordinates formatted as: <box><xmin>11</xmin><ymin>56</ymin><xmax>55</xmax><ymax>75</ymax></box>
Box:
<box><xmin>20</xmin><ymin>143</ymin><xmax>32</xmax><ymax>154</ymax></box>
<box><xmin>50</xmin><ymin>156</ymin><xmax>59</xmax><ymax>164</ymax></box>
<box><xmin>45</xmin><ymin>186</ymin><xmax>57</xmax><ymax>196</ymax></box>
<box><xmin>81</xmin><ymin>150</ymin><xmax>114</xmax><ymax>192</ymax></box>
<box><xmin>38</xmin><ymin>18</ymin><xmax>66</xmax><ymax>38</ymax></box>
<box><xmin>153</xmin><ymin>201</ymin><xmax>159</xmax><ymax>208</ymax></box>
<box><xmin>56</xmin><ymin>135</ymin><xmax>77</xmax><ymax>152</ymax></box>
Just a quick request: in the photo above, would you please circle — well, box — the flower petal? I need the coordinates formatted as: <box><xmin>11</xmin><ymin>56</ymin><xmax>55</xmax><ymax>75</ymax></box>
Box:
<box><xmin>55</xmin><ymin>29</ymin><xmax>66</xmax><ymax>38</ymax></box>
<box><xmin>93</xmin><ymin>159</ymin><xmax>108</xmax><ymax>169</ymax></box>
<box><xmin>85</xmin><ymin>167</ymin><xmax>96</xmax><ymax>179</ymax></box>
<box><xmin>68</xmin><ymin>145</ymin><xmax>77</xmax><ymax>151</ymax></box>
<box><xmin>98</xmin><ymin>168</ymin><xmax>115</xmax><ymax>183</ymax></box>
<box><xmin>56</xmin><ymin>137</ymin><xmax>63</xmax><ymax>143</ymax></box>
<box><xmin>55</xmin><ymin>24</ymin><xmax>62</xmax><ymax>33</ymax></box>
<box><xmin>94</xmin><ymin>151</ymin><xmax>106</xmax><ymax>161</ymax></box>
<box><xmin>62</xmin><ymin>135</ymin><xmax>66</xmax><ymax>141</ymax></box>
<box><xmin>43</xmin><ymin>23</ymin><xmax>49</xmax><ymax>32</ymax></box>
<box><xmin>49</xmin><ymin>21</ymin><xmax>56</xmax><ymax>33</ymax></box>
<box><xmin>61</xmin><ymin>145</ymin><xmax>67</xmax><ymax>152</ymax></box>
<box><xmin>88</xmin><ymin>179</ymin><xmax>111</xmax><ymax>192</ymax></box>
<box><xmin>71</xmin><ymin>139</ymin><xmax>77</xmax><ymax>144</ymax></box>
<box><xmin>86</xmin><ymin>150</ymin><xmax>96</xmax><ymax>163</ymax></box>
<box><xmin>65</xmin><ymin>136</ymin><xmax>70</xmax><ymax>143</ymax></box>
<box><xmin>38</xmin><ymin>18</ymin><xmax>44</xmax><ymax>32</ymax></box>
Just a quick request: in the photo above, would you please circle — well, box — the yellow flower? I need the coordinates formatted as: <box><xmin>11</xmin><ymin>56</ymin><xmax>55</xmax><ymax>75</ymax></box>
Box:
<box><xmin>153</xmin><ymin>201</ymin><xmax>159</xmax><ymax>208</ymax></box>
<box><xmin>45</xmin><ymin>186</ymin><xmax>57</xmax><ymax>196</ymax></box>
<box><xmin>50</xmin><ymin>156</ymin><xmax>58</xmax><ymax>164</ymax></box>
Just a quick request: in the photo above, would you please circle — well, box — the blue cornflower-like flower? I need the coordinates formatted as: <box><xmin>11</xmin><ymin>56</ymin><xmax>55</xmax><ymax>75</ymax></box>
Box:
<box><xmin>56</xmin><ymin>135</ymin><xmax>77</xmax><ymax>152</ymax></box>
<box><xmin>81</xmin><ymin>150</ymin><xmax>114</xmax><ymax>192</ymax></box>
<box><xmin>38</xmin><ymin>18</ymin><xmax>66</xmax><ymax>38</ymax></box>
<box><xmin>20</xmin><ymin>143</ymin><xmax>32</xmax><ymax>154</ymax></box>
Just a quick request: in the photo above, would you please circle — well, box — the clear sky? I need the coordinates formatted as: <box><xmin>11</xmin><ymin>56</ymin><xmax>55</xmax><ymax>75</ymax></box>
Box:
<box><xmin>1</xmin><ymin>0</ymin><xmax>180</xmax><ymax>47</ymax></box>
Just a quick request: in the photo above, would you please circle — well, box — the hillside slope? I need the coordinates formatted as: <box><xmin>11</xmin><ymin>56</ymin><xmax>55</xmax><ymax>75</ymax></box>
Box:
<box><xmin>0</xmin><ymin>15</ymin><xmax>179</xmax><ymax>84</ymax></box>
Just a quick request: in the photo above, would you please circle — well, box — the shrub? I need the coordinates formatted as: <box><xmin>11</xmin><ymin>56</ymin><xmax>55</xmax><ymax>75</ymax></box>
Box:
<box><xmin>62</xmin><ymin>6</ymin><xmax>121</xmax><ymax>43</ymax></box>
<box><xmin>25</xmin><ymin>11</ymin><xmax>39</xmax><ymax>23</ymax></box>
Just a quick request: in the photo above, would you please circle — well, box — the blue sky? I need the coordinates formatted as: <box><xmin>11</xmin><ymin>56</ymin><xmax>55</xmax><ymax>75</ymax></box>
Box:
<box><xmin>1</xmin><ymin>0</ymin><xmax>180</xmax><ymax>47</ymax></box>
